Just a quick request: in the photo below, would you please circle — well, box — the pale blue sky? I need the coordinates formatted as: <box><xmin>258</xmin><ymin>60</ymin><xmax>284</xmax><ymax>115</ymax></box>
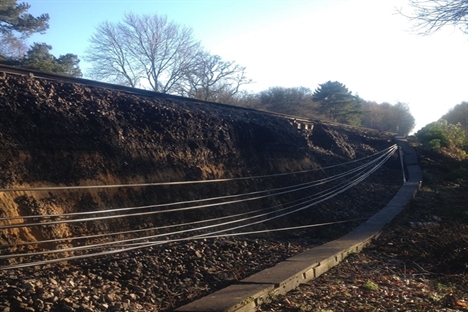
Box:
<box><xmin>26</xmin><ymin>0</ymin><xmax>468</xmax><ymax>132</ymax></box>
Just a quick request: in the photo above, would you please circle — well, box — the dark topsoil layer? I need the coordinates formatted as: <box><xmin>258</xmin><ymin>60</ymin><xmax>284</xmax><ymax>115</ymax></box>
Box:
<box><xmin>0</xmin><ymin>72</ymin><xmax>404</xmax><ymax>311</ymax></box>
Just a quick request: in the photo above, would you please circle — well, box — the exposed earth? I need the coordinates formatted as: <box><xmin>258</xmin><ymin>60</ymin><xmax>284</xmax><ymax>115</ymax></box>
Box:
<box><xmin>0</xmin><ymin>70</ymin><xmax>413</xmax><ymax>311</ymax></box>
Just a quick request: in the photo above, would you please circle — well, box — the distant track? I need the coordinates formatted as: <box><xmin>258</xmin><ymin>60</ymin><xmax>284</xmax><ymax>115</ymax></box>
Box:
<box><xmin>0</xmin><ymin>64</ymin><xmax>299</xmax><ymax>120</ymax></box>
<box><xmin>0</xmin><ymin>64</ymin><xmax>390</xmax><ymax>134</ymax></box>
<box><xmin>0</xmin><ymin>65</ymin><xmax>404</xmax><ymax>311</ymax></box>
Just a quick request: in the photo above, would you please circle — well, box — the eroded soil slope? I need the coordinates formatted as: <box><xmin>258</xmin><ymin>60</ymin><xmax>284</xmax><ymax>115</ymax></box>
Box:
<box><xmin>0</xmin><ymin>72</ymin><xmax>398</xmax><ymax>246</ymax></box>
<box><xmin>0</xmin><ymin>71</ymin><xmax>404</xmax><ymax>311</ymax></box>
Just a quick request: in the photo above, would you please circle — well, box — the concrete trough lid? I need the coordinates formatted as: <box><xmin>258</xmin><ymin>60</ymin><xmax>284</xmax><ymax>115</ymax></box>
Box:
<box><xmin>175</xmin><ymin>283</ymin><xmax>274</xmax><ymax>312</ymax></box>
<box><xmin>176</xmin><ymin>138</ymin><xmax>421</xmax><ymax>312</ymax></box>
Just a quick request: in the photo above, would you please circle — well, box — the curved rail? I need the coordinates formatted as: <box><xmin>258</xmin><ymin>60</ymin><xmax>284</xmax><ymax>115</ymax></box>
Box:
<box><xmin>0</xmin><ymin>64</ymin><xmax>392</xmax><ymax>134</ymax></box>
<box><xmin>0</xmin><ymin>65</ymin><xmax>406</xmax><ymax>311</ymax></box>
<box><xmin>0</xmin><ymin>145</ymin><xmax>397</xmax><ymax>269</ymax></box>
<box><xmin>0</xmin><ymin>64</ymin><xmax>300</xmax><ymax>121</ymax></box>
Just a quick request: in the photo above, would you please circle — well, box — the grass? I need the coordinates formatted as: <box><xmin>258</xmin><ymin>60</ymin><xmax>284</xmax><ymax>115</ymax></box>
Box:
<box><xmin>362</xmin><ymin>281</ymin><xmax>378</xmax><ymax>291</ymax></box>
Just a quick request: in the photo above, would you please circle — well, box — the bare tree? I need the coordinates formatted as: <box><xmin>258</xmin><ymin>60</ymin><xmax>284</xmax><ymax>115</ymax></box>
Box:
<box><xmin>85</xmin><ymin>13</ymin><xmax>201</xmax><ymax>92</ymax></box>
<box><xmin>0</xmin><ymin>36</ymin><xmax>28</xmax><ymax>60</ymax></box>
<box><xmin>180</xmin><ymin>52</ymin><xmax>252</xmax><ymax>102</ymax></box>
<box><xmin>86</xmin><ymin>21</ymin><xmax>141</xmax><ymax>87</ymax></box>
<box><xmin>361</xmin><ymin>101</ymin><xmax>415</xmax><ymax>135</ymax></box>
<box><xmin>400</xmin><ymin>0</ymin><xmax>468</xmax><ymax>34</ymax></box>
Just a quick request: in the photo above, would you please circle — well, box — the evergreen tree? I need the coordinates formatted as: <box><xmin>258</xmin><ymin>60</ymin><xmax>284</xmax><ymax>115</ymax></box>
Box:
<box><xmin>0</xmin><ymin>2</ymin><xmax>81</xmax><ymax>76</ymax></box>
<box><xmin>56</xmin><ymin>53</ymin><xmax>82</xmax><ymax>78</ymax></box>
<box><xmin>0</xmin><ymin>0</ymin><xmax>49</xmax><ymax>58</ymax></box>
<box><xmin>21</xmin><ymin>42</ymin><xmax>56</xmax><ymax>71</ymax></box>
<box><xmin>21</xmin><ymin>43</ymin><xmax>82</xmax><ymax>77</ymax></box>
<box><xmin>312</xmin><ymin>81</ymin><xmax>362</xmax><ymax>125</ymax></box>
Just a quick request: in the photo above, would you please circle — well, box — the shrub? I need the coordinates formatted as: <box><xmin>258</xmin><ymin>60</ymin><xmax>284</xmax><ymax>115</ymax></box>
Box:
<box><xmin>445</xmin><ymin>167</ymin><xmax>468</xmax><ymax>182</ymax></box>
<box><xmin>416</xmin><ymin>120</ymin><xmax>467</xmax><ymax>157</ymax></box>
<box><xmin>428</xmin><ymin>139</ymin><xmax>442</xmax><ymax>151</ymax></box>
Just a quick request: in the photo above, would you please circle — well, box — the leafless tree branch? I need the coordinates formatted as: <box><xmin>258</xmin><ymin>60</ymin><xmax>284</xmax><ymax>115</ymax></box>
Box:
<box><xmin>85</xmin><ymin>13</ymin><xmax>252</xmax><ymax>99</ymax></box>
<box><xmin>180</xmin><ymin>52</ymin><xmax>253</xmax><ymax>102</ymax></box>
<box><xmin>398</xmin><ymin>0</ymin><xmax>468</xmax><ymax>35</ymax></box>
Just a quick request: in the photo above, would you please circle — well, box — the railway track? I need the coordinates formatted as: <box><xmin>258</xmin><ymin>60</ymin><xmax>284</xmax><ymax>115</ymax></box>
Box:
<box><xmin>0</xmin><ymin>64</ymin><xmax>297</xmax><ymax>120</ymax></box>
<box><xmin>176</xmin><ymin>137</ymin><xmax>422</xmax><ymax>311</ymax></box>
<box><xmin>0</xmin><ymin>145</ymin><xmax>413</xmax><ymax>311</ymax></box>
<box><xmin>0</xmin><ymin>64</ymin><xmax>387</xmax><ymax>134</ymax></box>
<box><xmin>0</xmin><ymin>65</ymin><xmax>406</xmax><ymax>311</ymax></box>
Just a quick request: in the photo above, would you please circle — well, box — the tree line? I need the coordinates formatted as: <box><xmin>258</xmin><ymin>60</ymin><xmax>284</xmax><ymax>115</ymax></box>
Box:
<box><xmin>230</xmin><ymin>82</ymin><xmax>416</xmax><ymax>135</ymax></box>
<box><xmin>0</xmin><ymin>0</ymin><xmax>81</xmax><ymax>76</ymax></box>
<box><xmin>1</xmin><ymin>0</ymin><xmax>467</xmax><ymax>136</ymax></box>
<box><xmin>85</xmin><ymin>13</ymin><xmax>251</xmax><ymax>101</ymax></box>
<box><xmin>415</xmin><ymin>102</ymin><xmax>468</xmax><ymax>168</ymax></box>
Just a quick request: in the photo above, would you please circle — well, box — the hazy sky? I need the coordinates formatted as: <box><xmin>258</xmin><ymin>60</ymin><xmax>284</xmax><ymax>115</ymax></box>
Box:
<box><xmin>26</xmin><ymin>0</ymin><xmax>468</xmax><ymax>133</ymax></box>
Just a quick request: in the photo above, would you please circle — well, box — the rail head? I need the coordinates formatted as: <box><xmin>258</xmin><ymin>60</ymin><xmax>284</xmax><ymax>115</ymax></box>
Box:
<box><xmin>0</xmin><ymin>64</ymin><xmax>395</xmax><ymax>136</ymax></box>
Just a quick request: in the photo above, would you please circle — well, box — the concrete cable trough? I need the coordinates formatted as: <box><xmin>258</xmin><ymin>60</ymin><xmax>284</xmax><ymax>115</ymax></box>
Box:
<box><xmin>176</xmin><ymin>136</ymin><xmax>422</xmax><ymax>312</ymax></box>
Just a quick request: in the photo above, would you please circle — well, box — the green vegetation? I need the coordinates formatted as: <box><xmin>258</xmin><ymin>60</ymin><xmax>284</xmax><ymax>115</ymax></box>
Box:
<box><xmin>312</xmin><ymin>81</ymin><xmax>363</xmax><ymax>126</ymax></box>
<box><xmin>414</xmin><ymin>117</ymin><xmax>467</xmax><ymax>186</ymax></box>
<box><xmin>0</xmin><ymin>0</ymin><xmax>81</xmax><ymax>77</ymax></box>
<box><xmin>440</xmin><ymin>101</ymin><xmax>468</xmax><ymax>132</ymax></box>
<box><xmin>416</xmin><ymin>119</ymin><xmax>467</xmax><ymax>158</ymax></box>
<box><xmin>362</xmin><ymin>281</ymin><xmax>379</xmax><ymax>291</ymax></box>
<box><xmin>4</xmin><ymin>42</ymin><xmax>82</xmax><ymax>77</ymax></box>
<box><xmin>403</xmin><ymin>136</ymin><xmax>468</xmax><ymax>274</ymax></box>
<box><xmin>0</xmin><ymin>0</ymin><xmax>49</xmax><ymax>58</ymax></box>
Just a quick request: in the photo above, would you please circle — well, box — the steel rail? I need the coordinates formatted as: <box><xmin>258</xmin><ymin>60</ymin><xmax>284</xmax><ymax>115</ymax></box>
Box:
<box><xmin>0</xmin><ymin>64</ymin><xmax>307</xmax><ymax>123</ymax></box>
<box><xmin>0</xmin><ymin>164</ymin><xmax>384</xmax><ymax>264</ymax></box>
<box><xmin>2</xmin><ymin>151</ymin><xmax>392</xmax><ymax>249</ymax></box>
<box><xmin>0</xmin><ymin>144</ymin><xmax>396</xmax><ymax>193</ymax></box>
<box><xmin>0</xmin><ymin>146</ymin><xmax>395</xmax><ymax>229</ymax></box>
<box><xmin>0</xmin><ymin>64</ymin><xmax>395</xmax><ymax>141</ymax></box>
<box><xmin>0</xmin><ymin>149</ymin><xmax>395</xmax><ymax>263</ymax></box>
